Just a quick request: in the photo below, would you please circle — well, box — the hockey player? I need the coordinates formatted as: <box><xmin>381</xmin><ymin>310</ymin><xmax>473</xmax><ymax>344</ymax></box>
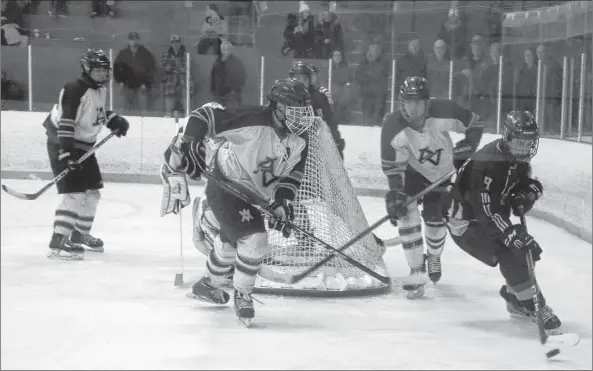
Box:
<box><xmin>441</xmin><ymin>110</ymin><xmax>562</xmax><ymax>333</ymax></box>
<box><xmin>161</xmin><ymin>78</ymin><xmax>315</xmax><ymax>325</ymax></box>
<box><xmin>288</xmin><ymin>61</ymin><xmax>345</xmax><ymax>158</ymax></box>
<box><xmin>381</xmin><ymin>76</ymin><xmax>483</xmax><ymax>299</ymax></box>
<box><xmin>42</xmin><ymin>49</ymin><xmax>129</xmax><ymax>260</ymax></box>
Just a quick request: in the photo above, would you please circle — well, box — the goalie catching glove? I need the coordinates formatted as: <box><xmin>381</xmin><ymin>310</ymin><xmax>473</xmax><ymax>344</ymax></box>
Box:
<box><xmin>159</xmin><ymin>163</ymin><xmax>191</xmax><ymax>216</ymax></box>
<box><xmin>267</xmin><ymin>199</ymin><xmax>294</xmax><ymax>238</ymax></box>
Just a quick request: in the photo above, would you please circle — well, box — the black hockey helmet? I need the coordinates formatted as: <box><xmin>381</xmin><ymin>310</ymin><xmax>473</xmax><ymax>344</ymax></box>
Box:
<box><xmin>267</xmin><ymin>78</ymin><xmax>315</xmax><ymax>135</ymax></box>
<box><xmin>288</xmin><ymin>60</ymin><xmax>312</xmax><ymax>88</ymax></box>
<box><xmin>307</xmin><ymin>64</ymin><xmax>321</xmax><ymax>88</ymax></box>
<box><xmin>81</xmin><ymin>48</ymin><xmax>111</xmax><ymax>86</ymax></box>
<box><xmin>501</xmin><ymin>110</ymin><xmax>539</xmax><ymax>161</ymax></box>
<box><xmin>398</xmin><ymin>76</ymin><xmax>430</xmax><ymax>124</ymax></box>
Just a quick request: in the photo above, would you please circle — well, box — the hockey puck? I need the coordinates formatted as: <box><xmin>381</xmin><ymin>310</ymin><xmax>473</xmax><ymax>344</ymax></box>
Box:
<box><xmin>546</xmin><ymin>349</ymin><xmax>561</xmax><ymax>358</ymax></box>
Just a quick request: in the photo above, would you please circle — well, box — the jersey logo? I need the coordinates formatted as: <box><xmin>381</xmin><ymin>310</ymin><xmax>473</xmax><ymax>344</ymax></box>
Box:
<box><xmin>239</xmin><ymin>208</ymin><xmax>253</xmax><ymax>223</ymax></box>
<box><xmin>255</xmin><ymin>156</ymin><xmax>279</xmax><ymax>187</ymax></box>
<box><xmin>94</xmin><ymin>107</ymin><xmax>106</xmax><ymax>126</ymax></box>
<box><xmin>418</xmin><ymin>147</ymin><xmax>444</xmax><ymax>166</ymax></box>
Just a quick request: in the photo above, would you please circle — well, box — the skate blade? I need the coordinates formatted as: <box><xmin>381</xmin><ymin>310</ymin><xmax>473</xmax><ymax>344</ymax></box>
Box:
<box><xmin>545</xmin><ymin>332</ymin><xmax>580</xmax><ymax>348</ymax></box>
<box><xmin>185</xmin><ymin>292</ymin><xmax>229</xmax><ymax>305</ymax></box>
<box><xmin>84</xmin><ymin>246</ymin><xmax>104</xmax><ymax>253</ymax></box>
<box><xmin>238</xmin><ymin>317</ymin><xmax>252</xmax><ymax>327</ymax></box>
<box><xmin>405</xmin><ymin>285</ymin><xmax>425</xmax><ymax>299</ymax></box>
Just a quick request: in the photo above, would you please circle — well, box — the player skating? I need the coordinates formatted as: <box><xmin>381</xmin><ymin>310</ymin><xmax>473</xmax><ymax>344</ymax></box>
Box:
<box><xmin>381</xmin><ymin>76</ymin><xmax>483</xmax><ymax>299</ymax></box>
<box><xmin>161</xmin><ymin>78</ymin><xmax>315</xmax><ymax>326</ymax></box>
<box><xmin>42</xmin><ymin>49</ymin><xmax>129</xmax><ymax>260</ymax></box>
<box><xmin>442</xmin><ymin>110</ymin><xmax>564</xmax><ymax>334</ymax></box>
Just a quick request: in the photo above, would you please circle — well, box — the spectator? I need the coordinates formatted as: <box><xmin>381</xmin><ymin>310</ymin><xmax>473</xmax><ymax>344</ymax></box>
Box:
<box><xmin>1</xmin><ymin>0</ymin><xmax>29</xmax><ymax>47</ymax></box>
<box><xmin>210</xmin><ymin>40</ymin><xmax>246</xmax><ymax>111</ymax></box>
<box><xmin>48</xmin><ymin>0</ymin><xmax>67</xmax><ymax>17</ymax></box>
<box><xmin>355</xmin><ymin>42</ymin><xmax>390</xmax><ymax>127</ymax></box>
<box><xmin>330</xmin><ymin>49</ymin><xmax>352</xmax><ymax>124</ymax></box>
<box><xmin>90</xmin><ymin>0</ymin><xmax>116</xmax><ymax>18</ymax></box>
<box><xmin>437</xmin><ymin>8</ymin><xmax>468</xmax><ymax>60</ymax></box>
<box><xmin>113</xmin><ymin>32</ymin><xmax>156</xmax><ymax>114</ymax></box>
<box><xmin>536</xmin><ymin>43</ymin><xmax>563</xmax><ymax>133</ymax></box>
<box><xmin>281</xmin><ymin>13</ymin><xmax>298</xmax><ymax>57</ymax></box>
<box><xmin>427</xmin><ymin>39</ymin><xmax>451</xmax><ymax>99</ymax></box>
<box><xmin>196</xmin><ymin>4</ymin><xmax>228</xmax><ymax>55</ymax></box>
<box><xmin>315</xmin><ymin>10</ymin><xmax>344</xmax><ymax>60</ymax></box>
<box><xmin>292</xmin><ymin>2</ymin><xmax>316</xmax><ymax>58</ymax></box>
<box><xmin>1</xmin><ymin>70</ymin><xmax>25</xmax><ymax>101</ymax></box>
<box><xmin>485</xmin><ymin>42</ymin><xmax>513</xmax><ymax>122</ymax></box>
<box><xmin>396</xmin><ymin>36</ymin><xmax>427</xmax><ymax>92</ymax></box>
<box><xmin>463</xmin><ymin>34</ymin><xmax>494</xmax><ymax>123</ymax></box>
<box><xmin>162</xmin><ymin>34</ymin><xmax>193</xmax><ymax>118</ymax></box>
<box><xmin>514</xmin><ymin>47</ymin><xmax>538</xmax><ymax>114</ymax></box>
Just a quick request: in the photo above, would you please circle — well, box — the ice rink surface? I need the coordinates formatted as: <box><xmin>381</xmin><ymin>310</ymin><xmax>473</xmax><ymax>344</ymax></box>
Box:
<box><xmin>1</xmin><ymin>180</ymin><xmax>591</xmax><ymax>370</ymax></box>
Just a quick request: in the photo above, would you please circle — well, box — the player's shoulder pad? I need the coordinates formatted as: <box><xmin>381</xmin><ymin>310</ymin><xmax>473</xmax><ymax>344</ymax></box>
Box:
<box><xmin>62</xmin><ymin>79</ymin><xmax>90</xmax><ymax>102</ymax></box>
<box><xmin>427</xmin><ymin>98</ymin><xmax>472</xmax><ymax>123</ymax></box>
<box><xmin>382</xmin><ymin>111</ymin><xmax>408</xmax><ymax>137</ymax></box>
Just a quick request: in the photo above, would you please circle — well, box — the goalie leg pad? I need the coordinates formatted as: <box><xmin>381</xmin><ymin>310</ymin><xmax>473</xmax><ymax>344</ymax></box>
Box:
<box><xmin>233</xmin><ymin>232</ymin><xmax>269</xmax><ymax>294</ymax></box>
<box><xmin>192</xmin><ymin>196</ymin><xmax>221</xmax><ymax>256</ymax></box>
<box><xmin>53</xmin><ymin>193</ymin><xmax>85</xmax><ymax>236</ymax></box>
<box><xmin>206</xmin><ymin>237</ymin><xmax>237</xmax><ymax>288</ymax></box>
<box><xmin>398</xmin><ymin>203</ymin><xmax>425</xmax><ymax>270</ymax></box>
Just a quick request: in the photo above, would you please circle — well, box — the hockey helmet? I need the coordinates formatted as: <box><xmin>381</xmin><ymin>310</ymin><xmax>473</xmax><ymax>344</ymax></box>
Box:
<box><xmin>501</xmin><ymin>110</ymin><xmax>539</xmax><ymax>161</ymax></box>
<box><xmin>307</xmin><ymin>64</ymin><xmax>321</xmax><ymax>89</ymax></box>
<box><xmin>398</xmin><ymin>76</ymin><xmax>430</xmax><ymax>124</ymax></box>
<box><xmin>288</xmin><ymin>60</ymin><xmax>312</xmax><ymax>88</ymax></box>
<box><xmin>81</xmin><ymin>49</ymin><xmax>111</xmax><ymax>86</ymax></box>
<box><xmin>267</xmin><ymin>78</ymin><xmax>315</xmax><ymax>135</ymax></box>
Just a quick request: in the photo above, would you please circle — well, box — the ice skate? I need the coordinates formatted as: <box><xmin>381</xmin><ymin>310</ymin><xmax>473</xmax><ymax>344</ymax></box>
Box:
<box><xmin>402</xmin><ymin>261</ymin><xmax>428</xmax><ymax>299</ymax></box>
<box><xmin>499</xmin><ymin>285</ymin><xmax>563</xmax><ymax>335</ymax></box>
<box><xmin>426</xmin><ymin>252</ymin><xmax>442</xmax><ymax>284</ymax></box>
<box><xmin>187</xmin><ymin>276</ymin><xmax>230</xmax><ymax>304</ymax></box>
<box><xmin>234</xmin><ymin>290</ymin><xmax>255</xmax><ymax>327</ymax></box>
<box><xmin>70</xmin><ymin>230</ymin><xmax>104</xmax><ymax>253</ymax></box>
<box><xmin>47</xmin><ymin>233</ymin><xmax>84</xmax><ymax>261</ymax></box>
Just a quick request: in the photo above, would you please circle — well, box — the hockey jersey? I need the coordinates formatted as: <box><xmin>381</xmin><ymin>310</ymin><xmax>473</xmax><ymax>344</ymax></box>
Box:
<box><xmin>310</xmin><ymin>87</ymin><xmax>341</xmax><ymax>145</ymax></box>
<box><xmin>381</xmin><ymin>99</ymin><xmax>483</xmax><ymax>194</ymax></box>
<box><xmin>165</xmin><ymin>102</ymin><xmax>309</xmax><ymax>203</ymax></box>
<box><xmin>43</xmin><ymin>76</ymin><xmax>109</xmax><ymax>151</ymax></box>
<box><xmin>447</xmin><ymin>139</ymin><xmax>532</xmax><ymax>240</ymax></box>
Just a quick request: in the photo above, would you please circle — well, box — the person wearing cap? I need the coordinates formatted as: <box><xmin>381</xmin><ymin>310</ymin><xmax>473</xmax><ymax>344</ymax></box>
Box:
<box><xmin>161</xmin><ymin>34</ymin><xmax>194</xmax><ymax>117</ymax></box>
<box><xmin>437</xmin><ymin>7</ymin><xmax>468</xmax><ymax>61</ymax></box>
<box><xmin>113</xmin><ymin>31</ymin><xmax>156</xmax><ymax>114</ymax></box>
<box><xmin>196</xmin><ymin>4</ymin><xmax>228</xmax><ymax>55</ymax></box>
<box><xmin>210</xmin><ymin>40</ymin><xmax>246</xmax><ymax>111</ymax></box>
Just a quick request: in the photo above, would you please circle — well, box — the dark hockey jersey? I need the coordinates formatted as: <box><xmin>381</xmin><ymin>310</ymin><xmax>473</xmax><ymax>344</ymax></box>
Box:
<box><xmin>448</xmin><ymin>139</ymin><xmax>532</xmax><ymax>241</ymax></box>
<box><xmin>381</xmin><ymin>98</ymin><xmax>483</xmax><ymax>194</ymax></box>
<box><xmin>164</xmin><ymin>102</ymin><xmax>309</xmax><ymax>203</ymax></box>
<box><xmin>43</xmin><ymin>76</ymin><xmax>109</xmax><ymax>151</ymax></box>
<box><xmin>310</xmin><ymin>87</ymin><xmax>341</xmax><ymax>145</ymax></box>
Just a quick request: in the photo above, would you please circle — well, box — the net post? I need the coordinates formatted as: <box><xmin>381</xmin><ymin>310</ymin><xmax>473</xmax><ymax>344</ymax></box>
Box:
<box><xmin>27</xmin><ymin>44</ymin><xmax>32</xmax><ymax>112</ymax></box>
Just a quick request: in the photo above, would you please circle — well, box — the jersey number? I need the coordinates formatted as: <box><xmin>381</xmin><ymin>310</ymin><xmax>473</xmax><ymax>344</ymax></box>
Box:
<box><xmin>484</xmin><ymin>176</ymin><xmax>493</xmax><ymax>191</ymax></box>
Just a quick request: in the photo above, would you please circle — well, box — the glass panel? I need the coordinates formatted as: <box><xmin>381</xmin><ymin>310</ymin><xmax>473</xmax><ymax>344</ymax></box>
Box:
<box><xmin>1</xmin><ymin>46</ymin><xmax>29</xmax><ymax>111</ymax></box>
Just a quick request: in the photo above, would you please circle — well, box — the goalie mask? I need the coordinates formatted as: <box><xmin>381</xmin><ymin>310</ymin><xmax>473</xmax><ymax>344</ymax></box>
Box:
<box><xmin>268</xmin><ymin>78</ymin><xmax>315</xmax><ymax>136</ymax></box>
<box><xmin>399</xmin><ymin>76</ymin><xmax>430</xmax><ymax>128</ymax></box>
<box><xmin>81</xmin><ymin>48</ymin><xmax>111</xmax><ymax>87</ymax></box>
<box><xmin>501</xmin><ymin>110</ymin><xmax>539</xmax><ymax>162</ymax></box>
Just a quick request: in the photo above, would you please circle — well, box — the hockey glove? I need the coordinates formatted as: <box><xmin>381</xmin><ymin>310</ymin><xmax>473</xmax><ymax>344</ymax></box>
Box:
<box><xmin>510</xmin><ymin>179</ymin><xmax>543</xmax><ymax>216</ymax></box>
<box><xmin>58</xmin><ymin>149</ymin><xmax>82</xmax><ymax>172</ymax></box>
<box><xmin>453</xmin><ymin>139</ymin><xmax>475</xmax><ymax>170</ymax></box>
<box><xmin>502</xmin><ymin>224</ymin><xmax>543</xmax><ymax>260</ymax></box>
<box><xmin>385</xmin><ymin>190</ymin><xmax>409</xmax><ymax>226</ymax></box>
<box><xmin>106</xmin><ymin>112</ymin><xmax>129</xmax><ymax>137</ymax></box>
<box><xmin>267</xmin><ymin>199</ymin><xmax>294</xmax><ymax>238</ymax></box>
<box><xmin>159</xmin><ymin>163</ymin><xmax>191</xmax><ymax>216</ymax></box>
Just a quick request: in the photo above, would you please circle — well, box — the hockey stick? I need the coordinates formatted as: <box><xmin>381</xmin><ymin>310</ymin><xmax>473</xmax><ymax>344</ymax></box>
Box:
<box><xmin>1</xmin><ymin>132</ymin><xmax>117</xmax><ymax>200</ymax></box>
<box><xmin>292</xmin><ymin>166</ymin><xmax>459</xmax><ymax>284</ymax></box>
<box><xmin>173</xmin><ymin>111</ymin><xmax>185</xmax><ymax>287</ymax></box>
<box><xmin>520</xmin><ymin>212</ymin><xmax>580</xmax><ymax>358</ymax></box>
<box><xmin>199</xmin><ymin>169</ymin><xmax>391</xmax><ymax>285</ymax></box>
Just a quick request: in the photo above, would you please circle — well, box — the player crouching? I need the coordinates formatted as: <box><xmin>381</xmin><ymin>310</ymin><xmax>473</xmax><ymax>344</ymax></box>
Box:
<box><xmin>43</xmin><ymin>49</ymin><xmax>129</xmax><ymax>260</ymax></box>
<box><xmin>441</xmin><ymin>110</ymin><xmax>562</xmax><ymax>334</ymax></box>
<box><xmin>161</xmin><ymin>78</ymin><xmax>314</xmax><ymax>326</ymax></box>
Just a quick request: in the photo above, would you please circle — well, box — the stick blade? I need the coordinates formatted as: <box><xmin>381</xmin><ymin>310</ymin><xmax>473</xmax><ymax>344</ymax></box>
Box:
<box><xmin>545</xmin><ymin>332</ymin><xmax>580</xmax><ymax>348</ymax></box>
<box><xmin>1</xmin><ymin>184</ymin><xmax>38</xmax><ymax>200</ymax></box>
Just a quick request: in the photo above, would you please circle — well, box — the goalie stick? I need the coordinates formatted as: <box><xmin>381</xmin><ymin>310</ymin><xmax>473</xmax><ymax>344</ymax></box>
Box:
<box><xmin>291</xmin><ymin>165</ymin><xmax>463</xmax><ymax>284</ymax></box>
<box><xmin>199</xmin><ymin>168</ymin><xmax>391</xmax><ymax>285</ymax></box>
<box><xmin>520</xmin><ymin>212</ymin><xmax>580</xmax><ymax>358</ymax></box>
<box><xmin>1</xmin><ymin>132</ymin><xmax>117</xmax><ymax>200</ymax></box>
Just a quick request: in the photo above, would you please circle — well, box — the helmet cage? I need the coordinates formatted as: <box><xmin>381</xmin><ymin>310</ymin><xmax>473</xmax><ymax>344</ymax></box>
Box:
<box><xmin>284</xmin><ymin>104</ymin><xmax>315</xmax><ymax>135</ymax></box>
<box><xmin>503</xmin><ymin>126</ymin><xmax>539</xmax><ymax>161</ymax></box>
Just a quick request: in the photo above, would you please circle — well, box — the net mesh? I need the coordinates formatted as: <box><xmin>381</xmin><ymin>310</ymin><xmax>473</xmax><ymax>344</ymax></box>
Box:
<box><xmin>254</xmin><ymin>118</ymin><xmax>390</xmax><ymax>296</ymax></box>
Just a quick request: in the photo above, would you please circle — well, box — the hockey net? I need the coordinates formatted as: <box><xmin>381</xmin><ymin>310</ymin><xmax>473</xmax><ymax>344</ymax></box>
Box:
<box><xmin>254</xmin><ymin>118</ymin><xmax>390</xmax><ymax>296</ymax></box>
